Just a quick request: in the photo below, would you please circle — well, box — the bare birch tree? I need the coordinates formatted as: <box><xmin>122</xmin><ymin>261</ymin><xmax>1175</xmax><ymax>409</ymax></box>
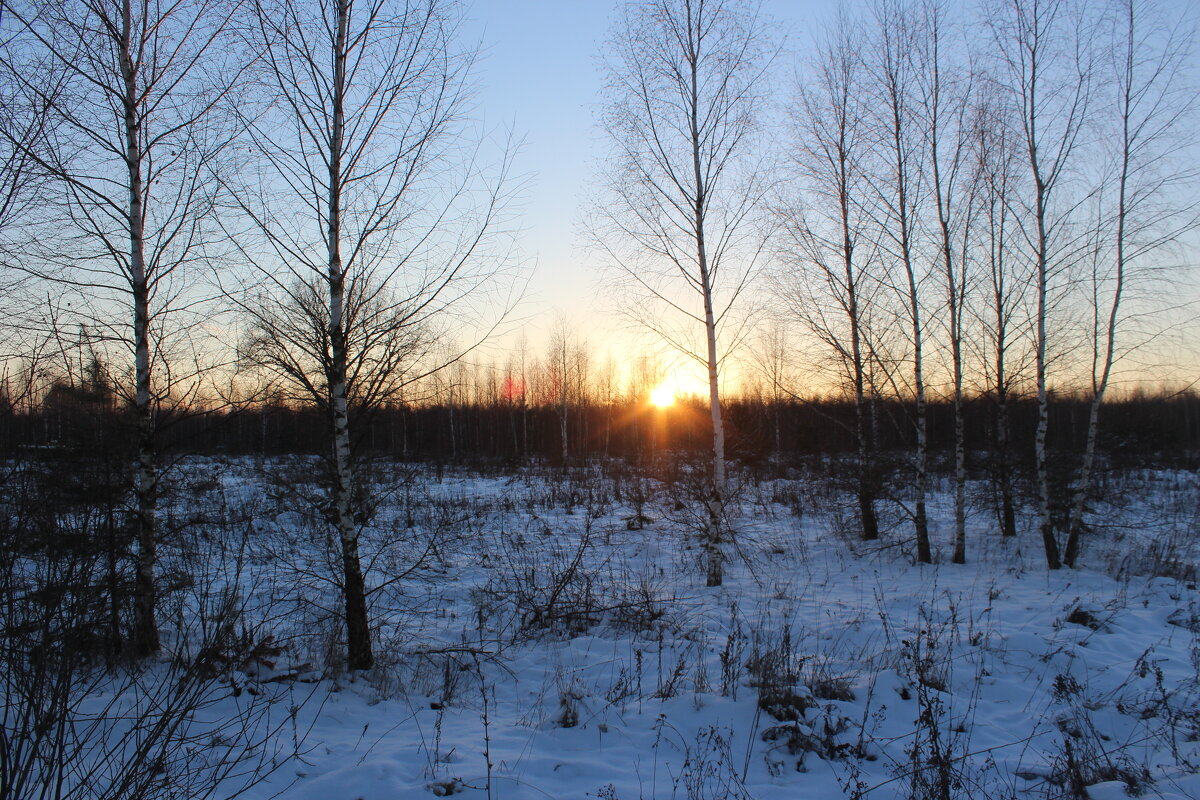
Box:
<box><xmin>865</xmin><ymin>0</ymin><xmax>933</xmax><ymax>563</ymax></box>
<box><xmin>973</xmin><ymin>98</ymin><xmax>1030</xmax><ymax>540</ymax></box>
<box><xmin>988</xmin><ymin>0</ymin><xmax>1094</xmax><ymax>570</ymax></box>
<box><xmin>748</xmin><ymin>321</ymin><xmax>791</xmax><ymax>458</ymax></box>
<box><xmin>0</xmin><ymin>50</ymin><xmax>51</xmax><ymax>381</ymax></box>
<box><xmin>0</xmin><ymin>0</ymin><xmax>246</xmax><ymax>655</ymax></box>
<box><xmin>229</xmin><ymin>0</ymin><xmax>515</xmax><ymax>669</ymax></box>
<box><xmin>914</xmin><ymin>0</ymin><xmax>979</xmax><ymax>563</ymax></box>
<box><xmin>547</xmin><ymin>318</ymin><xmax>587</xmax><ymax>465</ymax></box>
<box><xmin>595</xmin><ymin>0</ymin><xmax>772</xmax><ymax>586</ymax></box>
<box><xmin>777</xmin><ymin>15</ymin><xmax>881</xmax><ymax>541</ymax></box>
<box><xmin>1062</xmin><ymin>0</ymin><xmax>1197</xmax><ymax>566</ymax></box>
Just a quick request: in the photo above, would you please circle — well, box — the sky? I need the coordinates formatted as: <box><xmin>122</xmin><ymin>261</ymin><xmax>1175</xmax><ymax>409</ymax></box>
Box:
<box><xmin>459</xmin><ymin>1</ymin><xmax>614</xmax><ymax>339</ymax></box>
<box><xmin>458</xmin><ymin>0</ymin><xmax>1200</xmax><ymax>394</ymax></box>
<box><xmin>458</xmin><ymin>0</ymin><xmax>838</xmax><ymax>379</ymax></box>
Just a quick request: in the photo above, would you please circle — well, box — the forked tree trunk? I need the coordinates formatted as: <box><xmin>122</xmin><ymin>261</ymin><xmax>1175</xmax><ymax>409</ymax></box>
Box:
<box><xmin>833</xmin><ymin>91</ymin><xmax>878</xmax><ymax>544</ymax></box>
<box><xmin>1001</xmin><ymin>0</ymin><xmax>1088</xmax><ymax>572</ymax></box>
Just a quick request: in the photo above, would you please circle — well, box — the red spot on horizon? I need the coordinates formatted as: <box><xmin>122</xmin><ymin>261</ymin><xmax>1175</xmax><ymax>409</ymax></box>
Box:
<box><xmin>502</xmin><ymin>375</ymin><xmax>525</xmax><ymax>401</ymax></box>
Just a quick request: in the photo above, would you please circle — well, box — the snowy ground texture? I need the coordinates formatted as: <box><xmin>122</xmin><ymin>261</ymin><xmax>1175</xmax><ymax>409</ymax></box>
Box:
<box><xmin>156</xmin><ymin>460</ymin><xmax>1200</xmax><ymax>798</ymax></box>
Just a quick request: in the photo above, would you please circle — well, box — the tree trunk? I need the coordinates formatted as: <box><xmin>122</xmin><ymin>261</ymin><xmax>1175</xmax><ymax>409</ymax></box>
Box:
<box><xmin>691</xmin><ymin>40</ymin><xmax>726</xmax><ymax>588</ymax></box>
<box><xmin>1065</xmin><ymin>5</ymin><xmax>1139</xmax><ymax>566</ymax></box>
<box><xmin>925</xmin><ymin>39</ymin><xmax>967</xmax><ymax>563</ymax></box>
<box><xmin>120</xmin><ymin>0</ymin><xmax>158</xmax><ymax>657</ymax></box>
<box><xmin>994</xmin><ymin>317</ymin><xmax>1017</xmax><ymax>538</ymax></box>
<box><xmin>603</xmin><ymin>402</ymin><xmax>611</xmax><ymax>459</ymax></box>
<box><xmin>509</xmin><ymin>405</ymin><xmax>518</xmax><ymax>459</ymax></box>
<box><xmin>773</xmin><ymin>399</ymin><xmax>781</xmax><ymax>459</ymax></box>
<box><xmin>882</xmin><ymin>41</ymin><xmax>929</xmax><ymax>563</ymax></box>
<box><xmin>559</xmin><ymin>401</ymin><xmax>568</xmax><ymax>465</ymax></box>
<box><xmin>996</xmin><ymin>388</ymin><xmax>1017</xmax><ymax>538</ymax></box>
<box><xmin>951</xmin><ymin>372</ymin><xmax>966</xmax><ymax>563</ymax></box>
<box><xmin>912</xmin><ymin>302</ymin><xmax>931</xmax><ymax>564</ymax></box>
<box><xmin>332</xmin><ymin>397</ymin><xmax>371</xmax><ymax>671</ymax></box>
<box><xmin>899</xmin><ymin>193</ymin><xmax>930</xmax><ymax>563</ymax></box>
<box><xmin>328</xmin><ymin>0</ymin><xmax>372</xmax><ymax>671</ymax></box>
<box><xmin>854</xmin><ymin>366</ymin><xmax>879</xmax><ymax>542</ymax></box>
<box><xmin>841</xmin><ymin>145</ymin><xmax>877</xmax><ymax>542</ymax></box>
<box><xmin>1034</xmin><ymin>194</ymin><xmax>1060</xmax><ymax>569</ymax></box>
<box><xmin>933</xmin><ymin>171</ymin><xmax>965</xmax><ymax>563</ymax></box>
<box><xmin>447</xmin><ymin>394</ymin><xmax>456</xmax><ymax>461</ymax></box>
<box><xmin>1064</xmin><ymin>395</ymin><xmax>1101</xmax><ymax>566</ymax></box>
<box><xmin>989</xmin><ymin>191</ymin><xmax>1018</xmax><ymax>540</ymax></box>
<box><xmin>702</xmin><ymin>288</ymin><xmax>725</xmax><ymax>586</ymax></box>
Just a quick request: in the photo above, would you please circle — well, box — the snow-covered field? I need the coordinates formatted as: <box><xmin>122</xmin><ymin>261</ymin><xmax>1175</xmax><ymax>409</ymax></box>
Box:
<box><xmin>18</xmin><ymin>458</ymin><xmax>1200</xmax><ymax>799</ymax></box>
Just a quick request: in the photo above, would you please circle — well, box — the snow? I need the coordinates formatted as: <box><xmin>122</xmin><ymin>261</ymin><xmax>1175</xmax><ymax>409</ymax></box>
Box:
<box><xmin>32</xmin><ymin>458</ymin><xmax>1200</xmax><ymax>799</ymax></box>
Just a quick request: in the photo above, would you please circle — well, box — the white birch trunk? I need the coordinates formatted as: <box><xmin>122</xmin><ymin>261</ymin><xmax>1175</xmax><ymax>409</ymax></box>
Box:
<box><xmin>1065</xmin><ymin>2</ymin><xmax>1144</xmax><ymax>567</ymax></box>
<box><xmin>328</xmin><ymin>0</ymin><xmax>372</xmax><ymax>670</ymax></box>
<box><xmin>120</xmin><ymin>0</ymin><xmax>158</xmax><ymax>657</ymax></box>
<box><xmin>690</xmin><ymin>28</ymin><xmax>726</xmax><ymax>588</ymax></box>
<box><xmin>992</xmin><ymin>221</ymin><xmax>1018</xmax><ymax>539</ymax></box>
<box><xmin>844</xmin><ymin>178</ymin><xmax>878</xmax><ymax>542</ymax></box>
<box><xmin>1034</xmin><ymin>185</ymin><xmax>1061</xmax><ymax>569</ymax></box>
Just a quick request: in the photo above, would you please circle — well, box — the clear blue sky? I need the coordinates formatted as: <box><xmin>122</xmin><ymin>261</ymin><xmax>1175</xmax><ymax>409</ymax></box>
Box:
<box><xmin>460</xmin><ymin>0</ymin><xmax>841</xmax><ymax>358</ymax></box>
<box><xmin>460</xmin><ymin>0</ymin><xmax>1200</xmax><ymax>387</ymax></box>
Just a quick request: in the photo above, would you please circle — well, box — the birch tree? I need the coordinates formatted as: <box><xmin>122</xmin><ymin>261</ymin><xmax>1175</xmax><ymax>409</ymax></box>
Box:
<box><xmin>0</xmin><ymin>54</ymin><xmax>50</xmax><ymax>376</ymax></box>
<box><xmin>547</xmin><ymin>319</ymin><xmax>583</xmax><ymax>465</ymax></box>
<box><xmin>866</xmin><ymin>0</ymin><xmax>932</xmax><ymax>563</ymax></box>
<box><xmin>231</xmin><ymin>0</ymin><xmax>514</xmax><ymax>669</ymax></box>
<box><xmin>974</xmin><ymin>100</ymin><xmax>1029</xmax><ymax>540</ymax></box>
<box><xmin>595</xmin><ymin>0</ymin><xmax>772</xmax><ymax>586</ymax></box>
<box><xmin>777</xmin><ymin>16</ymin><xmax>881</xmax><ymax>542</ymax></box>
<box><xmin>989</xmin><ymin>0</ymin><xmax>1093</xmax><ymax>570</ymax></box>
<box><xmin>0</xmin><ymin>0</ymin><xmax>245</xmax><ymax>655</ymax></box>
<box><xmin>1062</xmin><ymin>0</ymin><xmax>1197</xmax><ymax>566</ymax></box>
<box><xmin>748</xmin><ymin>322</ymin><xmax>791</xmax><ymax>458</ymax></box>
<box><xmin>915</xmin><ymin>0</ymin><xmax>978</xmax><ymax>563</ymax></box>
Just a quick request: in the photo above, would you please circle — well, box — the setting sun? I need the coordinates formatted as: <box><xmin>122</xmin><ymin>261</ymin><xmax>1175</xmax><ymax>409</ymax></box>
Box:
<box><xmin>649</xmin><ymin>383</ymin><xmax>675</xmax><ymax>408</ymax></box>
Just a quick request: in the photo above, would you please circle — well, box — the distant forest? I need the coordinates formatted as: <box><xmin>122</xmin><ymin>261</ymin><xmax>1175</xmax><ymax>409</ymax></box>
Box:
<box><xmin>11</xmin><ymin>385</ymin><xmax>1199</xmax><ymax>468</ymax></box>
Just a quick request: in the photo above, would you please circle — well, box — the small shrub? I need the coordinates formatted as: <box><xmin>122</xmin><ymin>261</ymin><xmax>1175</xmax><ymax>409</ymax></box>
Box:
<box><xmin>762</xmin><ymin>704</ymin><xmax>857</xmax><ymax>772</ymax></box>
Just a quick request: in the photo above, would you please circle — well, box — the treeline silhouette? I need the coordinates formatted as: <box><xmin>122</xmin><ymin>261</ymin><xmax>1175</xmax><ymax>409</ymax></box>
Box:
<box><xmin>8</xmin><ymin>386</ymin><xmax>1199</xmax><ymax>471</ymax></box>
